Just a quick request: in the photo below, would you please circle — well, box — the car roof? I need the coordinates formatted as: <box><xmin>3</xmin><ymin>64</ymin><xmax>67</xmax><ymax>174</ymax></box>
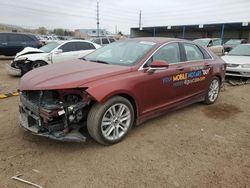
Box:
<box><xmin>0</xmin><ymin>32</ymin><xmax>36</xmax><ymax>37</ymax></box>
<box><xmin>194</xmin><ymin>38</ymin><xmax>220</xmax><ymax>40</ymax></box>
<box><xmin>64</xmin><ymin>39</ymin><xmax>93</xmax><ymax>43</ymax></box>
<box><xmin>125</xmin><ymin>37</ymin><xmax>185</xmax><ymax>45</ymax></box>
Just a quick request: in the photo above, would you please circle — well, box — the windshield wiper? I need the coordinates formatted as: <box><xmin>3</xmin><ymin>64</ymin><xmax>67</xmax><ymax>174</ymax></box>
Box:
<box><xmin>89</xmin><ymin>59</ymin><xmax>109</xmax><ymax>64</ymax></box>
<box><xmin>79</xmin><ymin>58</ymin><xmax>110</xmax><ymax>64</ymax></box>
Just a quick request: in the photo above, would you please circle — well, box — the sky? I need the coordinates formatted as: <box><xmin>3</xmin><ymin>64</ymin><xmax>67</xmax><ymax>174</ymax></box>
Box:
<box><xmin>0</xmin><ymin>0</ymin><xmax>250</xmax><ymax>34</ymax></box>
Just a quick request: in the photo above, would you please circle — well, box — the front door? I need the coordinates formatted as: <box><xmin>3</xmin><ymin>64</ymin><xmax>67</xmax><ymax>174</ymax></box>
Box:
<box><xmin>135</xmin><ymin>42</ymin><xmax>188</xmax><ymax>115</ymax></box>
<box><xmin>52</xmin><ymin>42</ymin><xmax>79</xmax><ymax>63</ymax></box>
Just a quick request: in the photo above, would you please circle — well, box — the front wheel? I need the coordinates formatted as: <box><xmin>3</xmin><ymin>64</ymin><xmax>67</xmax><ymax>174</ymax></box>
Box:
<box><xmin>87</xmin><ymin>96</ymin><xmax>134</xmax><ymax>145</ymax></box>
<box><xmin>204</xmin><ymin>77</ymin><xmax>221</xmax><ymax>105</ymax></box>
<box><xmin>30</xmin><ymin>60</ymin><xmax>47</xmax><ymax>70</ymax></box>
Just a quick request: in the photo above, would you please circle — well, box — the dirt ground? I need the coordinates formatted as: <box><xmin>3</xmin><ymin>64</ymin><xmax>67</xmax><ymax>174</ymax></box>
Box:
<box><xmin>0</xmin><ymin>59</ymin><xmax>249</xmax><ymax>188</ymax></box>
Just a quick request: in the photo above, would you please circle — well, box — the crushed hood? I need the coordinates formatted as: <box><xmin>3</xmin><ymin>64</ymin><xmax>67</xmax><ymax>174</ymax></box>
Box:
<box><xmin>16</xmin><ymin>47</ymin><xmax>44</xmax><ymax>58</ymax></box>
<box><xmin>221</xmin><ymin>55</ymin><xmax>250</xmax><ymax>65</ymax></box>
<box><xmin>20</xmin><ymin>59</ymin><xmax>131</xmax><ymax>90</ymax></box>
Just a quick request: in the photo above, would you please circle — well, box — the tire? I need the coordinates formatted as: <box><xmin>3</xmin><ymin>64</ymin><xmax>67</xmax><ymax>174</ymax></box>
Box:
<box><xmin>87</xmin><ymin>96</ymin><xmax>134</xmax><ymax>145</ymax></box>
<box><xmin>30</xmin><ymin>60</ymin><xmax>47</xmax><ymax>70</ymax></box>
<box><xmin>204</xmin><ymin>77</ymin><xmax>221</xmax><ymax>105</ymax></box>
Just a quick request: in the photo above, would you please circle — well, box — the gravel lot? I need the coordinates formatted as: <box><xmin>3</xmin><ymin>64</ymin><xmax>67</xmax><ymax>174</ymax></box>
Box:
<box><xmin>0</xmin><ymin>59</ymin><xmax>249</xmax><ymax>188</ymax></box>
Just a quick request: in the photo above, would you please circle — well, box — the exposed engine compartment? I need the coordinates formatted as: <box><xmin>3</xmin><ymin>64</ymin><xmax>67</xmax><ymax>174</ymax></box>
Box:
<box><xmin>19</xmin><ymin>89</ymin><xmax>91</xmax><ymax>142</ymax></box>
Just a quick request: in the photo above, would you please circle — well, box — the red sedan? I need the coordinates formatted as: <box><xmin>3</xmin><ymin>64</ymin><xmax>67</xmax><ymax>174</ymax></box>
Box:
<box><xmin>19</xmin><ymin>37</ymin><xmax>226</xmax><ymax>145</ymax></box>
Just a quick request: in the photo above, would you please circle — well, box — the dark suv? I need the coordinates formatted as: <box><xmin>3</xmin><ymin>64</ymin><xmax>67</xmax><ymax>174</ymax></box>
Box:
<box><xmin>0</xmin><ymin>32</ymin><xmax>43</xmax><ymax>56</ymax></box>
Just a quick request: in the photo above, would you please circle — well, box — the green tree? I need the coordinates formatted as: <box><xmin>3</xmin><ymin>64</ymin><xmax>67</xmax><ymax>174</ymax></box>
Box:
<box><xmin>37</xmin><ymin>27</ymin><xmax>47</xmax><ymax>35</ymax></box>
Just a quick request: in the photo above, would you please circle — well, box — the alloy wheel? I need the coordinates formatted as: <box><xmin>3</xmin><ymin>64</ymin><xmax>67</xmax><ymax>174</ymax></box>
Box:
<box><xmin>101</xmin><ymin>103</ymin><xmax>131</xmax><ymax>141</ymax></box>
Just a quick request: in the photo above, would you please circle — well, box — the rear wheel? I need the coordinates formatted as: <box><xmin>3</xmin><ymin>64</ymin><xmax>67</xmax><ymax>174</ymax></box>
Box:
<box><xmin>87</xmin><ymin>96</ymin><xmax>134</xmax><ymax>145</ymax></box>
<box><xmin>204</xmin><ymin>77</ymin><xmax>221</xmax><ymax>104</ymax></box>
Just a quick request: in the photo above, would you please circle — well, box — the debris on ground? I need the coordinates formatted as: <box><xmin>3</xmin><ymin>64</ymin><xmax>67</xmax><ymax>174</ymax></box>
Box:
<box><xmin>226</xmin><ymin>77</ymin><xmax>250</xmax><ymax>86</ymax></box>
<box><xmin>11</xmin><ymin>174</ymin><xmax>42</xmax><ymax>188</ymax></box>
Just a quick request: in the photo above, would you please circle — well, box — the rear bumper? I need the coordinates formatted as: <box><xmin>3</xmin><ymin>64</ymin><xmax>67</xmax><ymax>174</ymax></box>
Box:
<box><xmin>5</xmin><ymin>62</ymin><xmax>21</xmax><ymax>76</ymax></box>
<box><xmin>19</xmin><ymin>104</ymin><xmax>86</xmax><ymax>142</ymax></box>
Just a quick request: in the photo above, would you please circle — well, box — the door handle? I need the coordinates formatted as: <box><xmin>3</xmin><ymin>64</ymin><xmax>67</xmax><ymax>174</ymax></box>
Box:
<box><xmin>204</xmin><ymin>63</ymin><xmax>211</xmax><ymax>68</ymax></box>
<box><xmin>176</xmin><ymin>66</ymin><xmax>184</xmax><ymax>71</ymax></box>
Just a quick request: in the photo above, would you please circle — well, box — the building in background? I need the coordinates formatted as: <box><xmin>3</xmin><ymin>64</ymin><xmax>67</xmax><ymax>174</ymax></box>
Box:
<box><xmin>74</xmin><ymin>29</ymin><xmax>113</xmax><ymax>39</ymax></box>
<box><xmin>130</xmin><ymin>22</ymin><xmax>250</xmax><ymax>42</ymax></box>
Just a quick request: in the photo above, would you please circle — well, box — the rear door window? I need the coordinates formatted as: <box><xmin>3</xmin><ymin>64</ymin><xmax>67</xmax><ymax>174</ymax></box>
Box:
<box><xmin>8</xmin><ymin>34</ymin><xmax>24</xmax><ymax>42</ymax></box>
<box><xmin>183</xmin><ymin>43</ymin><xmax>204</xmax><ymax>61</ymax></box>
<box><xmin>93</xmin><ymin>38</ymin><xmax>101</xmax><ymax>45</ymax></box>
<box><xmin>76</xmin><ymin>42</ymin><xmax>96</xmax><ymax>50</ymax></box>
<box><xmin>22</xmin><ymin>35</ymin><xmax>35</xmax><ymax>42</ymax></box>
<box><xmin>102</xmin><ymin>38</ymin><xmax>109</xmax><ymax>45</ymax></box>
<box><xmin>109</xmin><ymin>38</ymin><xmax>115</xmax><ymax>43</ymax></box>
<box><xmin>59</xmin><ymin>42</ymin><xmax>77</xmax><ymax>52</ymax></box>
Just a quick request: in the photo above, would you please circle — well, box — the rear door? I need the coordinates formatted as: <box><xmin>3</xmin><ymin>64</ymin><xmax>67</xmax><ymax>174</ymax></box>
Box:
<box><xmin>178</xmin><ymin>42</ymin><xmax>213</xmax><ymax>98</ymax></box>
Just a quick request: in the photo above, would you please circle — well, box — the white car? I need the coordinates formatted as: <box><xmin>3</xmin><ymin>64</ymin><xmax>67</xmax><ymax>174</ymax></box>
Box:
<box><xmin>6</xmin><ymin>40</ymin><xmax>101</xmax><ymax>76</ymax></box>
<box><xmin>221</xmin><ymin>44</ymin><xmax>250</xmax><ymax>77</ymax></box>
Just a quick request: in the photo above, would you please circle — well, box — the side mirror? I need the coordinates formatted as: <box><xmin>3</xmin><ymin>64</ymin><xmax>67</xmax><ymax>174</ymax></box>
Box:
<box><xmin>54</xmin><ymin>49</ymin><xmax>63</xmax><ymax>54</ymax></box>
<box><xmin>147</xmin><ymin>60</ymin><xmax>169</xmax><ymax>73</ymax></box>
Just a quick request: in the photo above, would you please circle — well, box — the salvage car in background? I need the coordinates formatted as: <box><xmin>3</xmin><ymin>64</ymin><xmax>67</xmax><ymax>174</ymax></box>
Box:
<box><xmin>6</xmin><ymin>40</ymin><xmax>101</xmax><ymax>76</ymax></box>
<box><xmin>221</xmin><ymin>44</ymin><xmax>250</xmax><ymax>77</ymax></box>
<box><xmin>19</xmin><ymin>37</ymin><xmax>226</xmax><ymax>145</ymax></box>
<box><xmin>193</xmin><ymin>38</ymin><xmax>224</xmax><ymax>56</ymax></box>
<box><xmin>224</xmin><ymin>39</ymin><xmax>247</xmax><ymax>52</ymax></box>
<box><xmin>0</xmin><ymin>32</ymin><xmax>43</xmax><ymax>56</ymax></box>
<box><xmin>91</xmin><ymin>36</ymin><xmax>116</xmax><ymax>46</ymax></box>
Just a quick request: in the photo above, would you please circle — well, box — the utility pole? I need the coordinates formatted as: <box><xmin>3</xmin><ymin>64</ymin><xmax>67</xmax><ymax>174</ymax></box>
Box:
<box><xmin>115</xmin><ymin>25</ymin><xmax>117</xmax><ymax>34</ymax></box>
<box><xmin>139</xmin><ymin>10</ymin><xmax>142</xmax><ymax>30</ymax></box>
<box><xmin>97</xmin><ymin>1</ymin><xmax>100</xmax><ymax>37</ymax></box>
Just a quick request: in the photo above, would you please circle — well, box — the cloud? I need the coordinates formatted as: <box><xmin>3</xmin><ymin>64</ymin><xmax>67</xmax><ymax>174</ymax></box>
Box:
<box><xmin>0</xmin><ymin>0</ymin><xmax>249</xmax><ymax>34</ymax></box>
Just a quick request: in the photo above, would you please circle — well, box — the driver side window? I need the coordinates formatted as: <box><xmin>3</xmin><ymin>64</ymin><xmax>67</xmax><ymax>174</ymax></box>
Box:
<box><xmin>144</xmin><ymin>43</ymin><xmax>180</xmax><ymax>67</ymax></box>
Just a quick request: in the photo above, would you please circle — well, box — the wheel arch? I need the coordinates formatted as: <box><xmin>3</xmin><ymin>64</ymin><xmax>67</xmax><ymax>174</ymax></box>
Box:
<box><xmin>88</xmin><ymin>91</ymin><xmax>139</xmax><ymax>125</ymax></box>
<box><xmin>26</xmin><ymin>59</ymin><xmax>48</xmax><ymax>65</ymax></box>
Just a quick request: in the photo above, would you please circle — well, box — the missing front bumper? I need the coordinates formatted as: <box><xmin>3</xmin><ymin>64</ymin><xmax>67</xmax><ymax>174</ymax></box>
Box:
<box><xmin>5</xmin><ymin>63</ymin><xmax>22</xmax><ymax>76</ymax></box>
<box><xmin>19</xmin><ymin>110</ymin><xmax>86</xmax><ymax>143</ymax></box>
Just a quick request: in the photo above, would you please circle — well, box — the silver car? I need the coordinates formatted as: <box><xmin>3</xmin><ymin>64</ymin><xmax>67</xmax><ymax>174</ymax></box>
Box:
<box><xmin>221</xmin><ymin>44</ymin><xmax>250</xmax><ymax>77</ymax></box>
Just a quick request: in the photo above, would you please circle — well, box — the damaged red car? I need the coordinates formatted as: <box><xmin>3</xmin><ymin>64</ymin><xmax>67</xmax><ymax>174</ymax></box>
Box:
<box><xmin>19</xmin><ymin>38</ymin><xmax>226</xmax><ymax>145</ymax></box>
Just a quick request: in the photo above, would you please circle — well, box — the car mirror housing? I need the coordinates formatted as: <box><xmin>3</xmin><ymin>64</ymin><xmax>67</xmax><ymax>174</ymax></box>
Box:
<box><xmin>150</xmin><ymin>60</ymin><xmax>169</xmax><ymax>68</ymax></box>
<box><xmin>54</xmin><ymin>49</ymin><xmax>63</xmax><ymax>54</ymax></box>
<box><xmin>147</xmin><ymin>60</ymin><xmax>169</xmax><ymax>73</ymax></box>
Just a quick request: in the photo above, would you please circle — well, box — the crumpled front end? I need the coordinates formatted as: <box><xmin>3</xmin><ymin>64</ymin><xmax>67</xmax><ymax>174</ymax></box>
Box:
<box><xmin>19</xmin><ymin>89</ymin><xmax>92</xmax><ymax>142</ymax></box>
<box><xmin>6</xmin><ymin>57</ymin><xmax>30</xmax><ymax>76</ymax></box>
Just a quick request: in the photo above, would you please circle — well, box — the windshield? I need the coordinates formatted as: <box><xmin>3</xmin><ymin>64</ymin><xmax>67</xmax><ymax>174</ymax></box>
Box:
<box><xmin>84</xmin><ymin>40</ymin><xmax>156</xmax><ymax>66</ymax></box>
<box><xmin>40</xmin><ymin>42</ymin><xmax>60</xmax><ymax>53</ymax></box>
<box><xmin>225</xmin><ymin>39</ymin><xmax>241</xmax><ymax>45</ymax></box>
<box><xmin>193</xmin><ymin>39</ymin><xmax>210</xmax><ymax>47</ymax></box>
<box><xmin>228</xmin><ymin>45</ymin><xmax>250</xmax><ymax>56</ymax></box>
